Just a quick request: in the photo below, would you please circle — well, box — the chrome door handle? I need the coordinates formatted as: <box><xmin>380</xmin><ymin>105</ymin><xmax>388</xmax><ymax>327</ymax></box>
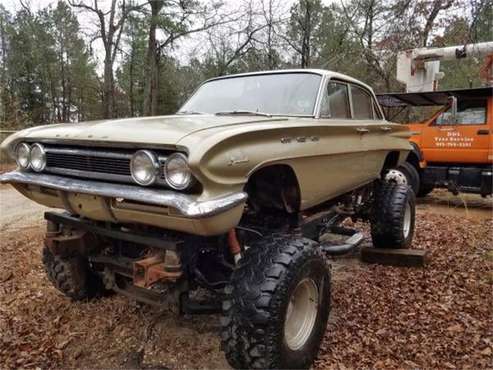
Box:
<box><xmin>356</xmin><ymin>128</ymin><xmax>370</xmax><ymax>133</ymax></box>
<box><xmin>380</xmin><ymin>126</ymin><xmax>392</xmax><ymax>132</ymax></box>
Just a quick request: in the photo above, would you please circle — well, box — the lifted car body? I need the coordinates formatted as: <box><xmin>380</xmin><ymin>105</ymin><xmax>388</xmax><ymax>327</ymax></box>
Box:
<box><xmin>378</xmin><ymin>87</ymin><xmax>493</xmax><ymax>197</ymax></box>
<box><xmin>2</xmin><ymin>70</ymin><xmax>411</xmax><ymax>235</ymax></box>
<box><xmin>1</xmin><ymin>69</ymin><xmax>415</xmax><ymax>369</ymax></box>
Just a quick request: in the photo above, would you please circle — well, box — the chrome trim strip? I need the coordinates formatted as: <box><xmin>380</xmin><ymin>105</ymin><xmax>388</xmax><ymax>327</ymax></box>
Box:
<box><xmin>47</xmin><ymin>167</ymin><xmax>132</xmax><ymax>184</ymax></box>
<box><xmin>0</xmin><ymin>171</ymin><xmax>247</xmax><ymax>219</ymax></box>
<box><xmin>45</xmin><ymin>147</ymin><xmax>133</xmax><ymax>159</ymax></box>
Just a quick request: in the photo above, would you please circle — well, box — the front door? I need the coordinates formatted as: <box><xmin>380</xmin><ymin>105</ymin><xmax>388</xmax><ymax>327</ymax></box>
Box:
<box><xmin>420</xmin><ymin>96</ymin><xmax>491</xmax><ymax>164</ymax></box>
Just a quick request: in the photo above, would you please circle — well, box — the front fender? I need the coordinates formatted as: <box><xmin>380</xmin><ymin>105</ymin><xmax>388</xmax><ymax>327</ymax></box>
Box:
<box><xmin>1</xmin><ymin>126</ymin><xmax>51</xmax><ymax>160</ymax></box>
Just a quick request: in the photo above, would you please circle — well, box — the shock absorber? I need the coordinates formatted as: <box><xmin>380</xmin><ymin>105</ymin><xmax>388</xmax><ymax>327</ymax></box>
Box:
<box><xmin>227</xmin><ymin>228</ymin><xmax>242</xmax><ymax>264</ymax></box>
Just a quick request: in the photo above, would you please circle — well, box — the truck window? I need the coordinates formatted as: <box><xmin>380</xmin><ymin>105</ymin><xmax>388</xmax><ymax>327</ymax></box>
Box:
<box><xmin>351</xmin><ymin>85</ymin><xmax>373</xmax><ymax>119</ymax></box>
<box><xmin>320</xmin><ymin>82</ymin><xmax>351</xmax><ymax>119</ymax></box>
<box><xmin>435</xmin><ymin>98</ymin><xmax>487</xmax><ymax>125</ymax></box>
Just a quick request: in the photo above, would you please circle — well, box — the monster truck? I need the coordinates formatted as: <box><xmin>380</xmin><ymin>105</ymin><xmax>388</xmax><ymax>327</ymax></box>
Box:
<box><xmin>0</xmin><ymin>69</ymin><xmax>415</xmax><ymax>369</ymax></box>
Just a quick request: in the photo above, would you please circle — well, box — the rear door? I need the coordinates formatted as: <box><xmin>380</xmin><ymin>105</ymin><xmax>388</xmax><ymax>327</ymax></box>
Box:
<box><xmin>313</xmin><ymin>80</ymin><xmax>373</xmax><ymax>201</ymax></box>
<box><xmin>420</xmin><ymin>96</ymin><xmax>490</xmax><ymax>164</ymax></box>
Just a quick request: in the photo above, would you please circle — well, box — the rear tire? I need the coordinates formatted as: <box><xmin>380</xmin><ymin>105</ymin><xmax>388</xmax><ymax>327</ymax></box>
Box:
<box><xmin>371</xmin><ymin>183</ymin><xmax>415</xmax><ymax>249</ymax></box>
<box><xmin>385</xmin><ymin>162</ymin><xmax>420</xmax><ymax>195</ymax></box>
<box><xmin>42</xmin><ymin>246</ymin><xmax>103</xmax><ymax>301</ymax></box>
<box><xmin>221</xmin><ymin>235</ymin><xmax>331</xmax><ymax>369</ymax></box>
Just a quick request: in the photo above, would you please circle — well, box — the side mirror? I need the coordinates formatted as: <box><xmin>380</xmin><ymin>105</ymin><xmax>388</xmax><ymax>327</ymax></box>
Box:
<box><xmin>447</xmin><ymin>96</ymin><xmax>458</xmax><ymax>124</ymax></box>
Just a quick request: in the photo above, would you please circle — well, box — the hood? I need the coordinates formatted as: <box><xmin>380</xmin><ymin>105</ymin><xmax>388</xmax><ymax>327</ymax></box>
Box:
<box><xmin>1</xmin><ymin>114</ymin><xmax>287</xmax><ymax>155</ymax></box>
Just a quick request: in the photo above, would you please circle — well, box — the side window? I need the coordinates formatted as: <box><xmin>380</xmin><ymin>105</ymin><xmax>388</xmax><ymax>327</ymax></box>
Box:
<box><xmin>351</xmin><ymin>85</ymin><xmax>373</xmax><ymax>119</ymax></box>
<box><xmin>435</xmin><ymin>98</ymin><xmax>487</xmax><ymax>125</ymax></box>
<box><xmin>320</xmin><ymin>82</ymin><xmax>350</xmax><ymax>119</ymax></box>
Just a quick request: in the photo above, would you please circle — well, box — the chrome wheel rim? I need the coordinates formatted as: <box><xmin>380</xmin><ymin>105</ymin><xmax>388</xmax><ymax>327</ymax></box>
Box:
<box><xmin>284</xmin><ymin>278</ymin><xmax>319</xmax><ymax>351</ymax></box>
<box><xmin>403</xmin><ymin>202</ymin><xmax>411</xmax><ymax>238</ymax></box>
<box><xmin>385</xmin><ymin>169</ymin><xmax>408</xmax><ymax>185</ymax></box>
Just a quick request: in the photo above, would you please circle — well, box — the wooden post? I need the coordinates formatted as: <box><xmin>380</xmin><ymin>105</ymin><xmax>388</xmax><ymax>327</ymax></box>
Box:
<box><xmin>360</xmin><ymin>246</ymin><xmax>430</xmax><ymax>267</ymax></box>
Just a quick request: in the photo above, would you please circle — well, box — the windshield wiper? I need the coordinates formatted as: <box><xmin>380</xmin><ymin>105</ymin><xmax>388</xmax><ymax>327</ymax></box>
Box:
<box><xmin>176</xmin><ymin>110</ymin><xmax>204</xmax><ymax>115</ymax></box>
<box><xmin>215</xmin><ymin>110</ymin><xmax>272</xmax><ymax>117</ymax></box>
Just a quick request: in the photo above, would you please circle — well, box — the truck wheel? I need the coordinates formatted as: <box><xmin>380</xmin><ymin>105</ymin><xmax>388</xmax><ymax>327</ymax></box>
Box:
<box><xmin>371</xmin><ymin>183</ymin><xmax>415</xmax><ymax>249</ymax></box>
<box><xmin>42</xmin><ymin>246</ymin><xmax>103</xmax><ymax>301</ymax></box>
<box><xmin>221</xmin><ymin>235</ymin><xmax>331</xmax><ymax>369</ymax></box>
<box><xmin>385</xmin><ymin>162</ymin><xmax>420</xmax><ymax>194</ymax></box>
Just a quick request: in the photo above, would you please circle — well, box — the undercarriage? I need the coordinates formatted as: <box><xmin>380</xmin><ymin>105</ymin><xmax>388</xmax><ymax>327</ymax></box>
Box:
<box><xmin>40</xmin><ymin>180</ymin><xmax>415</xmax><ymax>369</ymax></box>
<box><xmin>421</xmin><ymin>163</ymin><xmax>493</xmax><ymax>197</ymax></box>
<box><xmin>42</xmin><ymin>181</ymin><xmax>373</xmax><ymax>312</ymax></box>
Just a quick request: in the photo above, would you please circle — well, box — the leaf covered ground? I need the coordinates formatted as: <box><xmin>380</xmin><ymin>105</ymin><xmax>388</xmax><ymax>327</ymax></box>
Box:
<box><xmin>0</xmin><ymin>189</ymin><xmax>492</xmax><ymax>369</ymax></box>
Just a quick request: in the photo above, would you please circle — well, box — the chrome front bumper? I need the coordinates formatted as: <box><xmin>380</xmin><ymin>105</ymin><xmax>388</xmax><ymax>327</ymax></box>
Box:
<box><xmin>0</xmin><ymin>171</ymin><xmax>247</xmax><ymax>219</ymax></box>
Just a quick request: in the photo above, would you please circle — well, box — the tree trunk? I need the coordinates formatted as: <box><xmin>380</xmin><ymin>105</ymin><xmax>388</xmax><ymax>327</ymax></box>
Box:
<box><xmin>67</xmin><ymin>71</ymin><xmax>72</xmax><ymax>122</ymax></box>
<box><xmin>300</xmin><ymin>0</ymin><xmax>311</xmax><ymax>68</ymax></box>
<box><xmin>144</xmin><ymin>0</ymin><xmax>164</xmax><ymax>116</ymax></box>
<box><xmin>366</xmin><ymin>0</ymin><xmax>374</xmax><ymax>77</ymax></box>
<box><xmin>103</xmin><ymin>52</ymin><xmax>114</xmax><ymax>119</ymax></box>
<box><xmin>267</xmin><ymin>0</ymin><xmax>274</xmax><ymax>69</ymax></box>
<box><xmin>422</xmin><ymin>0</ymin><xmax>454</xmax><ymax>47</ymax></box>
<box><xmin>61</xmin><ymin>49</ymin><xmax>68</xmax><ymax>122</ymax></box>
<box><xmin>0</xmin><ymin>16</ymin><xmax>7</xmax><ymax>123</ymax></box>
<box><xmin>129</xmin><ymin>48</ymin><xmax>135</xmax><ymax>117</ymax></box>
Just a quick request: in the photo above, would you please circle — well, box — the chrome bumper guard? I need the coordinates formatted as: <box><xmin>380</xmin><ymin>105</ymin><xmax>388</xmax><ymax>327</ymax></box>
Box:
<box><xmin>0</xmin><ymin>171</ymin><xmax>247</xmax><ymax>219</ymax></box>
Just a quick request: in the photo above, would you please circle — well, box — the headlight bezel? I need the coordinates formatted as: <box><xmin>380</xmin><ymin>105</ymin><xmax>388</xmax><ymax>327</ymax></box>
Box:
<box><xmin>15</xmin><ymin>142</ymin><xmax>31</xmax><ymax>170</ymax></box>
<box><xmin>130</xmin><ymin>149</ymin><xmax>160</xmax><ymax>186</ymax></box>
<box><xmin>164</xmin><ymin>152</ymin><xmax>194</xmax><ymax>190</ymax></box>
<box><xmin>30</xmin><ymin>143</ymin><xmax>47</xmax><ymax>172</ymax></box>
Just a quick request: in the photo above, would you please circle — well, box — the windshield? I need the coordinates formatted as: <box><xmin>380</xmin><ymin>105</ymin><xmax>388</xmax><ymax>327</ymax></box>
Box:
<box><xmin>179</xmin><ymin>73</ymin><xmax>322</xmax><ymax>116</ymax></box>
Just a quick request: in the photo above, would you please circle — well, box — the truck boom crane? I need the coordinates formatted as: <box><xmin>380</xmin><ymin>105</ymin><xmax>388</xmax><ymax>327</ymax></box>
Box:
<box><xmin>397</xmin><ymin>42</ymin><xmax>493</xmax><ymax>92</ymax></box>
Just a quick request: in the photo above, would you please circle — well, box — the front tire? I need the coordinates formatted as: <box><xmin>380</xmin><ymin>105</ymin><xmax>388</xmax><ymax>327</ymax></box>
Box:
<box><xmin>221</xmin><ymin>235</ymin><xmax>331</xmax><ymax>369</ymax></box>
<box><xmin>42</xmin><ymin>246</ymin><xmax>103</xmax><ymax>301</ymax></box>
<box><xmin>370</xmin><ymin>183</ymin><xmax>415</xmax><ymax>249</ymax></box>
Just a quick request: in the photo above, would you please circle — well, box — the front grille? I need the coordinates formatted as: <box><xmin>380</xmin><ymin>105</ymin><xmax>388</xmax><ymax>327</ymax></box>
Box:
<box><xmin>46</xmin><ymin>152</ymin><xmax>131</xmax><ymax>176</ymax></box>
<box><xmin>41</xmin><ymin>146</ymin><xmax>168</xmax><ymax>186</ymax></box>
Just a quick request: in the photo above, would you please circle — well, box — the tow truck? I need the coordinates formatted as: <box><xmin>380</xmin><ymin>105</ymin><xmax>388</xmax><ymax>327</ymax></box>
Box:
<box><xmin>378</xmin><ymin>87</ymin><xmax>492</xmax><ymax>196</ymax></box>
<box><xmin>377</xmin><ymin>42</ymin><xmax>493</xmax><ymax>197</ymax></box>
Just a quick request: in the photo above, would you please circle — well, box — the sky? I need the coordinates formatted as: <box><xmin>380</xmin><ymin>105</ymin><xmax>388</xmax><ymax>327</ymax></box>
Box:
<box><xmin>1</xmin><ymin>0</ymin><xmax>334</xmax><ymax>70</ymax></box>
<box><xmin>2</xmin><ymin>0</ymin><xmax>338</xmax><ymax>11</ymax></box>
<box><xmin>2</xmin><ymin>0</ymin><xmax>339</xmax><ymax>72</ymax></box>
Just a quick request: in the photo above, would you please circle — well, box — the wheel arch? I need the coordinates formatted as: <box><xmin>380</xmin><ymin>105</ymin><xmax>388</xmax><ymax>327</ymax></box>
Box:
<box><xmin>380</xmin><ymin>151</ymin><xmax>400</xmax><ymax>175</ymax></box>
<box><xmin>405</xmin><ymin>142</ymin><xmax>422</xmax><ymax>170</ymax></box>
<box><xmin>245</xmin><ymin>163</ymin><xmax>301</xmax><ymax>213</ymax></box>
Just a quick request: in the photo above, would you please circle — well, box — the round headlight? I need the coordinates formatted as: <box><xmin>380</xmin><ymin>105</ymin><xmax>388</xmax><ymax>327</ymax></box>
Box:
<box><xmin>15</xmin><ymin>142</ymin><xmax>31</xmax><ymax>169</ymax></box>
<box><xmin>30</xmin><ymin>143</ymin><xmax>46</xmax><ymax>172</ymax></box>
<box><xmin>164</xmin><ymin>153</ymin><xmax>193</xmax><ymax>190</ymax></box>
<box><xmin>130</xmin><ymin>150</ymin><xmax>159</xmax><ymax>186</ymax></box>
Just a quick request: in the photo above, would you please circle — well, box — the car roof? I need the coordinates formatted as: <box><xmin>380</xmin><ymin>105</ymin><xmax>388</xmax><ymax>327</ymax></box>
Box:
<box><xmin>204</xmin><ymin>69</ymin><xmax>375</xmax><ymax>93</ymax></box>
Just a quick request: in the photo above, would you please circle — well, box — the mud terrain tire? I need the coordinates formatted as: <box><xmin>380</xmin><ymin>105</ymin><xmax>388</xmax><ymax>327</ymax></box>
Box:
<box><xmin>42</xmin><ymin>246</ymin><xmax>103</xmax><ymax>301</ymax></box>
<box><xmin>371</xmin><ymin>183</ymin><xmax>415</xmax><ymax>249</ymax></box>
<box><xmin>221</xmin><ymin>235</ymin><xmax>331</xmax><ymax>369</ymax></box>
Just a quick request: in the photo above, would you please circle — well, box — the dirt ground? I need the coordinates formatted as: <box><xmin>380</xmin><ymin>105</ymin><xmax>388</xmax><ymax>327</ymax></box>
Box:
<box><xmin>0</xmin><ymin>185</ymin><xmax>492</xmax><ymax>369</ymax></box>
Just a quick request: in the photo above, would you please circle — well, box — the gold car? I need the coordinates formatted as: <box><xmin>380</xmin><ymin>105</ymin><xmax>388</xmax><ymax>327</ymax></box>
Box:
<box><xmin>1</xmin><ymin>69</ymin><xmax>414</xmax><ymax>369</ymax></box>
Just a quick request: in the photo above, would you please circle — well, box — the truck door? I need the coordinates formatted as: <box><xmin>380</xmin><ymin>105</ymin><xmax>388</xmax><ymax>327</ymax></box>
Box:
<box><xmin>420</xmin><ymin>96</ymin><xmax>490</xmax><ymax>164</ymax></box>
